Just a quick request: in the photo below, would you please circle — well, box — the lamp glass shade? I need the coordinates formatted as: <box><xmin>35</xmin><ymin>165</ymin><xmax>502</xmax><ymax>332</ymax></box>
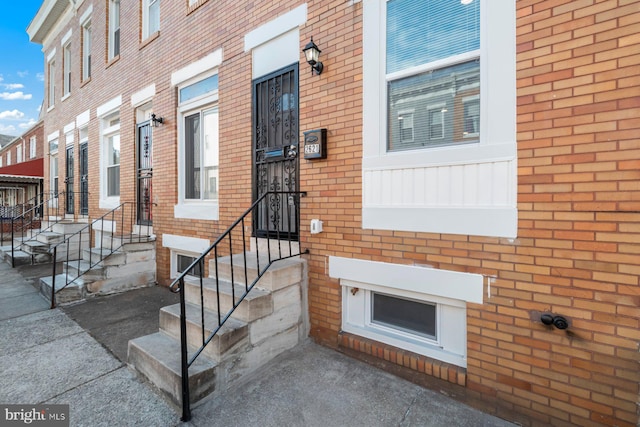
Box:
<box><xmin>303</xmin><ymin>39</ymin><xmax>321</xmax><ymax>65</ymax></box>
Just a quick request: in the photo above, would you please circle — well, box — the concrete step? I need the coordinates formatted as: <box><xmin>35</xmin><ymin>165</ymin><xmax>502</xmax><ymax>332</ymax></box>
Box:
<box><xmin>159</xmin><ymin>303</ymin><xmax>249</xmax><ymax>362</ymax></box>
<box><xmin>21</xmin><ymin>240</ymin><xmax>50</xmax><ymax>254</ymax></box>
<box><xmin>183</xmin><ymin>276</ymin><xmax>273</xmax><ymax>323</ymax></box>
<box><xmin>82</xmin><ymin>247</ymin><xmax>126</xmax><ymax>265</ymax></box>
<box><xmin>213</xmin><ymin>252</ymin><xmax>304</xmax><ymax>292</ymax></box>
<box><xmin>98</xmin><ymin>235</ymin><xmax>155</xmax><ymax>252</ymax></box>
<box><xmin>64</xmin><ymin>259</ymin><xmax>105</xmax><ymax>280</ymax></box>
<box><xmin>36</xmin><ymin>231</ymin><xmax>64</xmax><ymax>245</ymax></box>
<box><xmin>40</xmin><ymin>274</ymin><xmax>87</xmax><ymax>305</ymax></box>
<box><xmin>128</xmin><ymin>332</ymin><xmax>217</xmax><ymax>407</ymax></box>
<box><xmin>51</xmin><ymin>221</ymin><xmax>89</xmax><ymax>235</ymax></box>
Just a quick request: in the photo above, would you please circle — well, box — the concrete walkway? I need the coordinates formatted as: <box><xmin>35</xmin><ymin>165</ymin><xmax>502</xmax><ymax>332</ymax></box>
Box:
<box><xmin>0</xmin><ymin>262</ymin><xmax>517</xmax><ymax>427</ymax></box>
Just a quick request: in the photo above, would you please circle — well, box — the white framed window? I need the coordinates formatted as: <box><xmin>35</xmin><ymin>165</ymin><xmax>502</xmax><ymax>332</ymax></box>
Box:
<box><xmin>50</xmin><ymin>146</ymin><xmax>59</xmax><ymax>198</ymax></box>
<box><xmin>142</xmin><ymin>0</ymin><xmax>160</xmax><ymax>40</ymax></box>
<box><xmin>82</xmin><ymin>18</ymin><xmax>92</xmax><ymax>81</ymax></box>
<box><xmin>175</xmin><ymin>72</ymin><xmax>219</xmax><ymax>220</ymax></box>
<box><xmin>47</xmin><ymin>58</ymin><xmax>55</xmax><ymax>109</ymax></box>
<box><xmin>29</xmin><ymin>136</ymin><xmax>36</xmax><ymax>159</ymax></box>
<box><xmin>386</xmin><ymin>0</ymin><xmax>479</xmax><ymax>151</ymax></box>
<box><xmin>108</xmin><ymin>0</ymin><xmax>120</xmax><ymax>60</ymax></box>
<box><xmin>331</xmin><ymin>256</ymin><xmax>482</xmax><ymax>368</ymax></box>
<box><xmin>6</xmin><ymin>151</ymin><xmax>11</xmax><ymax>166</ymax></box>
<box><xmin>100</xmin><ymin>112</ymin><xmax>120</xmax><ymax>207</ymax></box>
<box><xmin>16</xmin><ymin>146</ymin><xmax>22</xmax><ymax>164</ymax></box>
<box><xmin>0</xmin><ymin>156</ymin><xmax>3</xmax><ymax>167</ymax></box>
<box><xmin>163</xmin><ymin>233</ymin><xmax>210</xmax><ymax>278</ymax></box>
<box><xmin>63</xmin><ymin>42</ymin><xmax>72</xmax><ymax>97</ymax></box>
<box><xmin>462</xmin><ymin>95</ymin><xmax>480</xmax><ymax>138</ymax></box>
<box><xmin>397</xmin><ymin>110</ymin><xmax>414</xmax><ymax>144</ymax></box>
<box><xmin>362</xmin><ymin>0</ymin><xmax>517</xmax><ymax>238</ymax></box>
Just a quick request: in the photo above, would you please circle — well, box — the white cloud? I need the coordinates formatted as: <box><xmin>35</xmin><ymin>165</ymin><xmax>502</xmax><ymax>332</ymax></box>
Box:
<box><xmin>19</xmin><ymin>119</ymin><xmax>37</xmax><ymax>129</ymax></box>
<box><xmin>36</xmin><ymin>73</ymin><xmax>44</xmax><ymax>82</ymax></box>
<box><xmin>17</xmin><ymin>71</ymin><xmax>29</xmax><ymax>78</ymax></box>
<box><xmin>0</xmin><ymin>92</ymin><xmax>33</xmax><ymax>101</ymax></box>
<box><xmin>0</xmin><ymin>75</ymin><xmax>3</xmax><ymax>83</ymax></box>
<box><xmin>0</xmin><ymin>124</ymin><xmax>17</xmax><ymax>134</ymax></box>
<box><xmin>0</xmin><ymin>110</ymin><xmax>25</xmax><ymax>120</ymax></box>
<box><xmin>4</xmin><ymin>83</ymin><xmax>24</xmax><ymax>90</ymax></box>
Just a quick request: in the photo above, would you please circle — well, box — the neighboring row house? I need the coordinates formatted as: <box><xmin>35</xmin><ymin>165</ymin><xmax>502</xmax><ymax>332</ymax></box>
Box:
<box><xmin>0</xmin><ymin>121</ymin><xmax>45</xmax><ymax>216</ymax></box>
<box><xmin>27</xmin><ymin>0</ymin><xmax>639</xmax><ymax>425</ymax></box>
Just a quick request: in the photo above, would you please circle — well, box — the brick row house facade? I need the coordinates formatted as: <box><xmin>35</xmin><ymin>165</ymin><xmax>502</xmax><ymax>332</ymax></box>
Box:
<box><xmin>0</xmin><ymin>121</ymin><xmax>45</xmax><ymax>215</ymax></box>
<box><xmin>28</xmin><ymin>0</ymin><xmax>639</xmax><ymax>425</ymax></box>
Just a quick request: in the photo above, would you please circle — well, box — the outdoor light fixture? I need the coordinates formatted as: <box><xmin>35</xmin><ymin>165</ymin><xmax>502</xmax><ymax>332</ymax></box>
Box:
<box><xmin>302</xmin><ymin>37</ymin><xmax>323</xmax><ymax>75</ymax></box>
<box><xmin>151</xmin><ymin>113</ymin><xmax>164</xmax><ymax>127</ymax></box>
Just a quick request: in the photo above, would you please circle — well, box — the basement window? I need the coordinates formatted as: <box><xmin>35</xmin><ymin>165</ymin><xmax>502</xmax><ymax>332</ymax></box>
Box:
<box><xmin>177</xmin><ymin>254</ymin><xmax>203</xmax><ymax>277</ymax></box>
<box><xmin>372</xmin><ymin>293</ymin><xmax>436</xmax><ymax>340</ymax></box>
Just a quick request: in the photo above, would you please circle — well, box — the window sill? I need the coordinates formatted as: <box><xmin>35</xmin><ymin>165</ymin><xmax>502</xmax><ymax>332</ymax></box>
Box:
<box><xmin>80</xmin><ymin>78</ymin><xmax>91</xmax><ymax>88</ymax></box>
<box><xmin>187</xmin><ymin>0</ymin><xmax>209</xmax><ymax>15</ymax></box>
<box><xmin>99</xmin><ymin>197</ymin><xmax>120</xmax><ymax>210</ymax></box>
<box><xmin>47</xmin><ymin>105</ymin><xmax>55</xmax><ymax>113</ymax></box>
<box><xmin>140</xmin><ymin>31</ymin><xmax>160</xmax><ymax>50</ymax></box>
<box><xmin>106</xmin><ymin>55</ymin><xmax>120</xmax><ymax>69</ymax></box>
<box><xmin>174</xmin><ymin>201</ymin><xmax>219</xmax><ymax>220</ymax></box>
<box><xmin>61</xmin><ymin>93</ymin><xmax>71</xmax><ymax>103</ymax></box>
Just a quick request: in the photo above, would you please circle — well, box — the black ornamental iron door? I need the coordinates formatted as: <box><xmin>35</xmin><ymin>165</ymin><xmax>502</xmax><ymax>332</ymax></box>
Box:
<box><xmin>65</xmin><ymin>146</ymin><xmax>74</xmax><ymax>214</ymax></box>
<box><xmin>252</xmin><ymin>64</ymin><xmax>300</xmax><ymax>239</ymax></box>
<box><xmin>79</xmin><ymin>142</ymin><xmax>88</xmax><ymax>215</ymax></box>
<box><xmin>137</xmin><ymin>121</ymin><xmax>153</xmax><ymax>225</ymax></box>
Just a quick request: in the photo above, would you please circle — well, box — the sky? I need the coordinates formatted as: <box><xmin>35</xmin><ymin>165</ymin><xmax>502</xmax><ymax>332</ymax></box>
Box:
<box><xmin>0</xmin><ymin>1</ymin><xmax>45</xmax><ymax>137</ymax></box>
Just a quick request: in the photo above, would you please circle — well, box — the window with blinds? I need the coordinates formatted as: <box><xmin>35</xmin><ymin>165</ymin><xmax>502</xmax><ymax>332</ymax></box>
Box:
<box><xmin>386</xmin><ymin>0</ymin><xmax>480</xmax><ymax>151</ymax></box>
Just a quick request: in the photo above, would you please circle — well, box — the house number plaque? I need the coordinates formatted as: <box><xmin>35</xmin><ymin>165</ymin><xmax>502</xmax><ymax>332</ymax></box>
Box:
<box><xmin>303</xmin><ymin>128</ymin><xmax>327</xmax><ymax>160</ymax></box>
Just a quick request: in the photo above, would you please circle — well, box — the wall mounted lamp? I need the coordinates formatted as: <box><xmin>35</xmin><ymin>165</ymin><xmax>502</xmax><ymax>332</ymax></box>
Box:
<box><xmin>151</xmin><ymin>113</ymin><xmax>164</xmax><ymax>127</ymax></box>
<box><xmin>302</xmin><ymin>37</ymin><xmax>323</xmax><ymax>75</ymax></box>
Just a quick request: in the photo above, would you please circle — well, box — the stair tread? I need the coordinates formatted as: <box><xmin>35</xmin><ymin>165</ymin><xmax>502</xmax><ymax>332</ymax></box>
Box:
<box><xmin>40</xmin><ymin>274</ymin><xmax>87</xmax><ymax>290</ymax></box>
<box><xmin>184</xmin><ymin>276</ymin><xmax>270</xmax><ymax>300</ymax></box>
<box><xmin>221</xmin><ymin>252</ymin><xmax>304</xmax><ymax>271</ymax></box>
<box><xmin>162</xmin><ymin>302</ymin><xmax>248</xmax><ymax>333</ymax></box>
<box><xmin>129</xmin><ymin>332</ymin><xmax>217</xmax><ymax>374</ymax></box>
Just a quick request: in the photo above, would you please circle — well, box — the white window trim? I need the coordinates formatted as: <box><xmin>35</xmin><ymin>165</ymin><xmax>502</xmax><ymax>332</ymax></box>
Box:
<box><xmin>397</xmin><ymin>109</ymin><xmax>414</xmax><ymax>144</ymax></box>
<box><xmin>29</xmin><ymin>136</ymin><xmax>36</xmax><ymax>159</ymax></box>
<box><xmin>62</xmin><ymin>41</ymin><xmax>72</xmax><ymax>99</ymax></box>
<box><xmin>330</xmin><ymin>256</ymin><xmax>482</xmax><ymax>368</ymax></box>
<box><xmin>162</xmin><ymin>234</ymin><xmax>210</xmax><ymax>279</ymax></box>
<box><xmin>47</xmin><ymin>55</ymin><xmax>56</xmax><ymax>111</ymax></box>
<box><xmin>174</xmin><ymin>70</ymin><xmax>220</xmax><ymax>221</ymax></box>
<box><xmin>81</xmin><ymin>17</ymin><xmax>92</xmax><ymax>81</ymax></box>
<box><xmin>362</xmin><ymin>0</ymin><xmax>517</xmax><ymax>238</ymax></box>
<box><xmin>98</xmin><ymin>97</ymin><xmax>122</xmax><ymax>209</ymax></box>
<box><xmin>142</xmin><ymin>0</ymin><xmax>160</xmax><ymax>40</ymax></box>
<box><xmin>108</xmin><ymin>0</ymin><xmax>120</xmax><ymax>60</ymax></box>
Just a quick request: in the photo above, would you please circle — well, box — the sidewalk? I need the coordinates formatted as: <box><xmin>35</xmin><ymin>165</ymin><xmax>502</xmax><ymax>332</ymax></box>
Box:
<box><xmin>0</xmin><ymin>262</ymin><xmax>517</xmax><ymax>427</ymax></box>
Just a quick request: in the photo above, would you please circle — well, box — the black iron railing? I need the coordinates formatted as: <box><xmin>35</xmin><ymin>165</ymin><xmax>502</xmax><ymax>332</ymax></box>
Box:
<box><xmin>1</xmin><ymin>192</ymin><xmax>78</xmax><ymax>267</ymax></box>
<box><xmin>169</xmin><ymin>191</ymin><xmax>307</xmax><ymax>421</ymax></box>
<box><xmin>48</xmin><ymin>201</ymin><xmax>154</xmax><ymax>308</ymax></box>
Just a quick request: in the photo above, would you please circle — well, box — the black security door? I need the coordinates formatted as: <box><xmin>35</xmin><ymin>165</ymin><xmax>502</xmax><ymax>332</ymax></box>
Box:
<box><xmin>252</xmin><ymin>64</ymin><xmax>300</xmax><ymax>239</ymax></box>
<box><xmin>65</xmin><ymin>146</ymin><xmax>74</xmax><ymax>214</ymax></box>
<box><xmin>137</xmin><ymin>121</ymin><xmax>153</xmax><ymax>225</ymax></box>
<box><xmin>79</xmin><ymin>142</ymin><xmax>88</xmax><ymax>215</ymax></box>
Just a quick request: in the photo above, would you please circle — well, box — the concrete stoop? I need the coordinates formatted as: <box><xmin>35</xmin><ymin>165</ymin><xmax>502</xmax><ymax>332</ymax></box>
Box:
<box><xmin>128</xmin><ymin>253</ymin><xmax>307</xmax><ymax>409</ymax></box>
<box><xmin>0</xmin><ymin>220</ymin><xmax>91</xmax><ymax>266</ymax></box>
<box><xmin>39</xmin><ymin>234</ymin><xmax>157</xmax><ymax>305</ymax></box>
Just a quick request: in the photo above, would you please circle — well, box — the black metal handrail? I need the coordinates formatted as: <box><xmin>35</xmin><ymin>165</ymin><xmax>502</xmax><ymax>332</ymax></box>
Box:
<box><xmin>48</xmin><ymin>201</ymin><xmax>154</xmax><ymax>308</ymax></box>
<box><xmin>1</xmin><ymin>191</ymin><xmax>74</xmax><ymax>267</ymax></box>
<box><xmin>169</xmin><ymin>191</ymin><xmax>307</xmax><ymax>421</ymax></box>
